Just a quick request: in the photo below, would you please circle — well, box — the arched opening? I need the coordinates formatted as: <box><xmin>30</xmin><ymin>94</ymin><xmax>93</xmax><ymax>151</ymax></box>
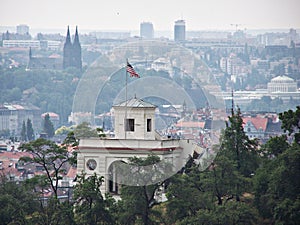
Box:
<box><xmin>108</xmin><ymin>160</ymin><xmax>126</xmax><ymax>194</ymax></box>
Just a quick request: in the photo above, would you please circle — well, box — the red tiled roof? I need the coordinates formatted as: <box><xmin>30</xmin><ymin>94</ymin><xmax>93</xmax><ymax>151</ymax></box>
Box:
<box><xmin>175</xmin><ymin>121</ymin><xmax>205</xmax><ymax>128</ymax></box>
<box><xmin>0</xmin><ymin>151</ymin><xmax>32</xmax><ymax>160</ymax></box>
<box><xmin>66</xmin><ymin>166</ymin><xmax>77</xmax><ymax>179</ymax></box>
<box><xmin>243</xmin><ymin>117</ymin><xmax>268</xmax><ymax>131</ymax></box>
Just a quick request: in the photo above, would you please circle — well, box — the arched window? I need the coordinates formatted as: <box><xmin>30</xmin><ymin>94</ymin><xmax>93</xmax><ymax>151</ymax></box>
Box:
<box><xmin>108</xmin><ymin>160</ymin><xmax>126</xmax><ymax>194</ymax></box>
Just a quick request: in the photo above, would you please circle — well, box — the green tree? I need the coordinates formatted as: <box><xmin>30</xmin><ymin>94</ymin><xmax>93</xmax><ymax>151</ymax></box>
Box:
<box><xmin>279</xmin><ymin>105</ymin><xmax>300</xmax><ymax>144</ymax></box>
<box><xmin>73</xmin><ymin>172</ymin><xmax>115</xmax><ymax>225</ymax></box>
<box><xmin>254</xmin><ymin>144</ymin><xmax>300</xmax><ymax>224</ymax></box>
<box><xmin>55</xmin><ymin>125</ymin><xmax>73</xmax><ymax>136</ymax></box>
<box><xmin>165</xmin><ymin>156</ymin><xmax>258</xmax><ymax>224</ymax></box>
<box><xmin>20</xmin><ymin>120</ymin><xmax>27</xmax><ymax>142</ymax></box>
<box><xmin>219</xmin><ymin>108</ymin><xmax>259</xmax><ymax>203</ymax></box>
<box><xmin>166</xmin><ymin>166</ymin><xmax>211</xmax><ymax>224</ymax></box>
<box><xmin>0</xmin><ymin>175</ymin><xmax>39</xmax><ymax>225</ymax></box>
<box><xmin>43</xmin><ymin>113</ymin><xmax>55</xmax><ymax>138</ymax></box>
<box><xmin>73</xmin><ymin>122</ymin><xmax>99</xmax><ymax>139</ymax></box>
<box><xmin>116</xmin><ymin>155</ymin><xmax>168</xmax><ymax>225</ymax></box>
<box><xmin>260</xmin><ymin>135</ymin><xmax>289</xmax><ymax>157</ymax></box>
<box><xmin>220</xmin><ymin>107</ymin><xmax>259</xmax><ymax>178</ymax></box>
<box><xmin>19</xmin><ymin>138</ymin><xmax>76</xmax><ymax>199</ymax></box>
<box><xmin>21</xmin><ymin>174</ymin><xmax>76</xmax><ymax>225</ymax></box>
<box><xmin>254</xmin><ymin>107</ymin><xmax>300</xmax><ymax>224</ymax></box>
<box><xmin>165</xmin><ymin>107</ymin><xmax>260</xmax><ymax>224</ymax></box>
<box><xmin>178</xmin><ymin>201</ymin><xmax>259</xmax><ymax>225</ymax></box>
<box><xmin>26</xmin><ymin>118</ymin><xmax>35</xmax><ymax>141</ymax></box>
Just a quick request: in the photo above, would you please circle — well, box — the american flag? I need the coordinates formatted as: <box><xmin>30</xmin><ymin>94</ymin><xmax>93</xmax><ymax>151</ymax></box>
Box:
<box><xmin>126</xmin><ymin>61</ymin><xmax>140</xmax><ymax>78</ymax></box>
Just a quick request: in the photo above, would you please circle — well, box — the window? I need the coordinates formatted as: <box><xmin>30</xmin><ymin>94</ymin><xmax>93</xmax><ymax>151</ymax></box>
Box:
<box><xmin>147</xmin><ymin>119</ymin><xmax>152</xmax><ymax>132</ymax></box>
<box><xmin>125</xmin><ymin>119</ymin><xmax>135</xmax><ymax>131</ymax></box>
<box><xmin>86</xmin><ymin>159</ymin><xmax>97</xmax><ymax>170</ymax></box>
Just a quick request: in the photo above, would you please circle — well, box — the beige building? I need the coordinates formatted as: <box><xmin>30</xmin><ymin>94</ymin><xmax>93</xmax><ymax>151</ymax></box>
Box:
<box><xmin>77</xmin><ymin>98</ymin><xmax>197</xmax><ymax>194</ymax></box>
<box><xmin>0</xmin><ymin>104</ymin><xmax>41</xmax><ymax>137</ymax></box>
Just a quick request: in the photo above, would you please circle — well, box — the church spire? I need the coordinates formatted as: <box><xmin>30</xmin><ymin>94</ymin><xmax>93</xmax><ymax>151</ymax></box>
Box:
<box><xmin>73</xmin><ymin>26</ymin><xmax>79</xmax><ymax>44</ymax></box>
<box><xmin>65</xmin><ymin>25</ymin><xmax>71</xmax><ymax>44</ymax></box>
<box><xmin>72</xmin><ymin>26</ymin><xmax>82</xmax><ymax>70</ymax></box>
<box><xmin>63</xmin><ymin>25</ymin><xmax>73</xmax><ymax>69</ymax></box>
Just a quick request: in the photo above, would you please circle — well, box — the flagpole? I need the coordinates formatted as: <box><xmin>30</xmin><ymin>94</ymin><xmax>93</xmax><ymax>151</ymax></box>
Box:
<box><xmin>125</xmin><ymin>59</ymin><xmax>128</xmax><ymax>139</ymax></box>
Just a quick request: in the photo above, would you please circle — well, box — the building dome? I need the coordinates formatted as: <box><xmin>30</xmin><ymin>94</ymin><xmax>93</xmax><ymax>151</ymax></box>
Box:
<box><xmin>267</xmin><ymin>75</ymin><xmax>297</xmax><ymax>93</ymax></box>
<box><xmin>270</xmin><ymin>75</ymin><xmax>295</xmax><ymax>83</ymax></box>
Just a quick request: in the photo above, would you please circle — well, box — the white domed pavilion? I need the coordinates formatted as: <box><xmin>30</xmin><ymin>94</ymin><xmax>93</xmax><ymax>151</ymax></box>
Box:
<box><xmin>267</xmin><ymin>75</ymin><xmax>297</xmax><ymax>93</ymax></box>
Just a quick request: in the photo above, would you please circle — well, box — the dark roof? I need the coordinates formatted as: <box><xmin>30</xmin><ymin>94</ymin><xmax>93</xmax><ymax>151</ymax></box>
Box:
<box><xmin>266</xmin><ymin>120</ymin><xmax>283</xmax><ymax>133</ymax></box>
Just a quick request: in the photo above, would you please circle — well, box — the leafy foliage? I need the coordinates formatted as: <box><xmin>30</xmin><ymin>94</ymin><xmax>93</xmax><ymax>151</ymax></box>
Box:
<box><xmin>220</xmin><ymin>107</ymin><xmax>259</xmax><ymax>177</ymax></box>
<box><xmin>27</xmin><ymin>118</ymin><xmax>35</xmax><ymax>141</ymax></box>
<box><xmin>21</xmin><ymin>120</ymin><xmax>27</xmax><ymax>141</ymax></box>
<box><xmin>19</xmin><ymin>138</ymin><xmax>76</xmax><ymax>199</ymax></box>
<box><xmin>116</xmin><ymin>155</ymin><xmax>166</xmax><ymax>225</ymax></box>
<box><xmin>73</xmin><ymin>173</ymin><xmax>114</xmax><ymax>225</ymax></box>
<box><xmin>279</xmin><ymin>105</ymin><xmax>300</xmax><ymax>144</ymax></box>
<box><xmin>0</xmin><ymin>175</ymin><xmax>39</xmax><ymax>225</ymax></box>
<box><xmin>73</xmin><ymin>122</ymin><xmax>98</xmax><ymax>138</ymax></box>
<box><xmin>254</xmin><ymin>144</ymin><xmax>300</xmax><ymax>224</ymax></box>
<box><xmin>43</xmin><ymin>113</ymin><xmax>55</xmax><ymax>138</ymax></box>
<box><xmin>254</xmin><ymin>107</ymin><xmax>300</xmax><ymax>224</ymax></box>
<box><xmin>0</xmin><ymin>67</ymin><xmax>80</xmax><ymax>124</ymax></box>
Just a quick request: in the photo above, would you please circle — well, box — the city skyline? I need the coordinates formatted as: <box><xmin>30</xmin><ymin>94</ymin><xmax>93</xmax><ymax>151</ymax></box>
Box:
<box><xmin>1</xmin><ymin>0</ymin><xmax>300</xmax><ymax>33</ymax></box>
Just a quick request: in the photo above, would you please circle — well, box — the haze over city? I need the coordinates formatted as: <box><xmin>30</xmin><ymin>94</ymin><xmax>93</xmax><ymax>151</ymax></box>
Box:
<box><xmin>1</xmin><ymin>0</ymin><xmax>300</xmax><ymax>33</ymax></box>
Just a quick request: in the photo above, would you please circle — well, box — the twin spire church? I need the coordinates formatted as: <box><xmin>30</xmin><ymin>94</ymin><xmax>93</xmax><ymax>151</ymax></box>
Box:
<box><xmin>27</xmin><ymin>26</ymin><xmax>82</xmax><ymax>70</ymax></box>
<box><xmin>63</xmin><ymin>26</ymin><xmax>82</xmax><ymax>70</ymax></box>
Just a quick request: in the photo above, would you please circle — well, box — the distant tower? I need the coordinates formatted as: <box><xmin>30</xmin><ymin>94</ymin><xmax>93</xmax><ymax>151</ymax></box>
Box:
<box><xmin>72</xmin><ymin>26</ymin><xmax>82</xmax><ymax>70</ymax></box>
<box><xmin>140</xmin><ymin>22</ymin><xmax>154</xmax><ymax>39</ymax></box>
<box><xmin>63</xmin><ymin>26</ymin><xmax>73</xmax><ymax>69</ymax></box>
<box><xmin>174</xmin><ymin>20</ymin><xmax>186</xmax><ymax>42</ymax></box>
<box><xmin>16</xmin><ymin>24</ymin><xmax>29</xmax><ymax>35</ymax></box>
<box><xmin>63</xmin><ymin>26</ymin><xmax>82</xmax><ymax>70</ymax></box>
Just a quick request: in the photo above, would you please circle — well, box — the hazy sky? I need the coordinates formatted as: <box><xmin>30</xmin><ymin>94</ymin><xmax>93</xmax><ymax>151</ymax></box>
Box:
<box><xmin>1</xmin><ymin>0</ymin><xmax>300</xmax><ymax>32</ymax></box>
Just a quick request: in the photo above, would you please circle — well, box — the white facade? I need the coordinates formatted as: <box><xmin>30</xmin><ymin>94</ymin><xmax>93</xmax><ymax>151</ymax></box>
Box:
<box><xmin>3</xmin><ymin>40</ymin><xmax>40</xmax><ymax>49</ymax></box>
<box><xmin>113</xmin><ymin>98</ymin><xmax>156</xmax><ymax>140</ymax></box>
<box><xmin>267</xmin><ymin>75</ymin><xmax>298</xmax><ymax>93</ymax></box>
<box><xmin>0</xmin><ymin>108</ymin><xmax>17</xmax><ymax>134</ymax></box>
<box><xmin>77</xmin><ymin>98</ymin><xmax>196</xmax><ymax>194</ymax></box>
<box><xmin>0</xmin><ymin>104</ymin><xmax>41</xmax><ymax>136</ymax></box>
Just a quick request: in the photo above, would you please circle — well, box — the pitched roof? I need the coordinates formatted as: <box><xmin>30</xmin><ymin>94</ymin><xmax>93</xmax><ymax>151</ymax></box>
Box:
<box><xmin>113</xmin><ymin>98</ymin><xmax>156</xmax><ymax>108</ymax></box>
<box><xmin>243</xmin><ymin>117</ymin><xmax>268</xmax><ymax>131</ymax></box>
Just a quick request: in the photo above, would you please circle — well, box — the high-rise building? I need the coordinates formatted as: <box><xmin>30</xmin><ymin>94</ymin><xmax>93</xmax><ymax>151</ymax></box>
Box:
<box><xmin>63</xmin><ymin>26</ymin><xmax>82</xmax><ymax>70</ymax></box>
<box><xmin>174</xmin><ymin>20</ymin><xmax>186</xmax><ymax>42</ymax></box>
<box><xmin>16</xmin><ymin>24</ymin><xmax>29</xmax><ymax>35</ymax></box>
<box><xmin>140</xmin><ymin>22</ymin><xmax>154</xmax><ymax>39</ymax></box>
